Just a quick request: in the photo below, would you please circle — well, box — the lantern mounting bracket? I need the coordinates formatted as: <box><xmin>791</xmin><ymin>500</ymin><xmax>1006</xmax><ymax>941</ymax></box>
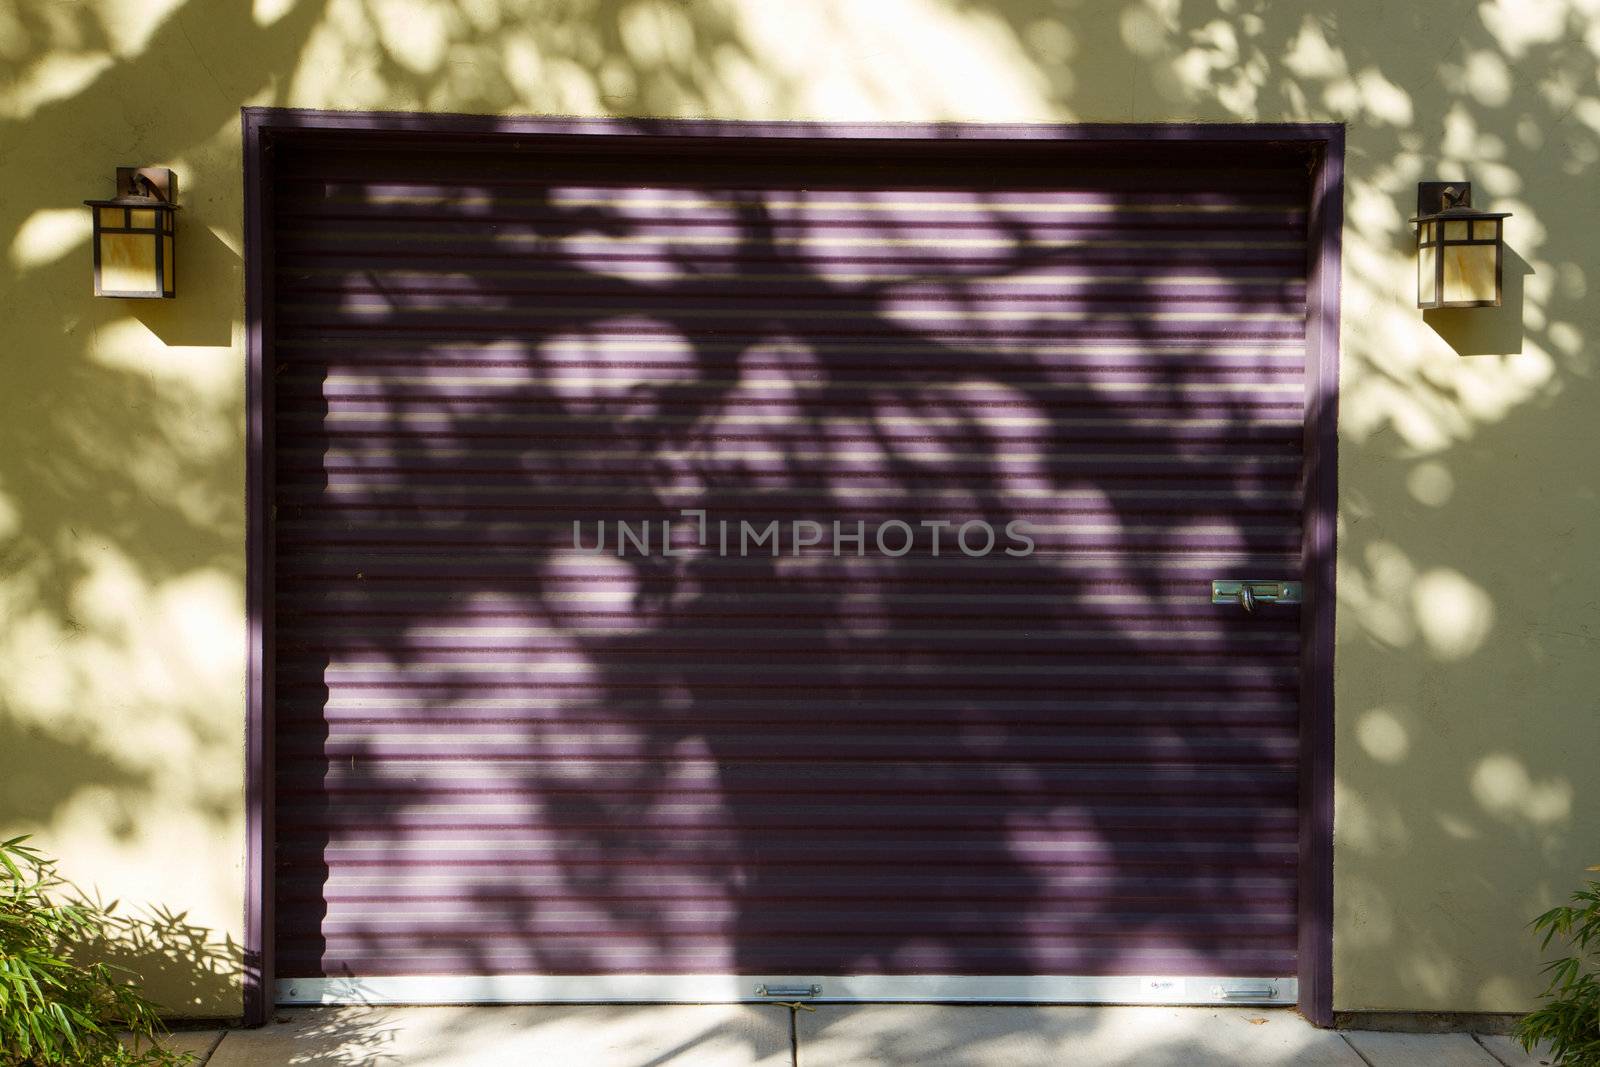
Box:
<box><xmin>1416</xmin><ymin>180</ymin><xmax>1470</xmax><ymax>219</ymax></box>
<box><xmin>113</xmin><ymin>166</ymin><xmax>175</xmax><ymax>204</ymax></box>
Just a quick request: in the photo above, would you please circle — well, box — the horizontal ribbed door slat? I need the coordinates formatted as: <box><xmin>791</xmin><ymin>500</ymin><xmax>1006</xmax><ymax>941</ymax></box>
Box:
<box><xmin>270</xmin><ymin>136</ymin><xmax>1310</xmax><ymax>983</ymax></box>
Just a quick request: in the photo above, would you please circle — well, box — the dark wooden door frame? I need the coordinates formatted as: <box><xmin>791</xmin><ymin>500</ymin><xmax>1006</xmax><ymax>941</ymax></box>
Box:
<box><xmin>242</xmin><ymin>107</ymin><xmax>1342</xmax><ymax>1027</ymax></box>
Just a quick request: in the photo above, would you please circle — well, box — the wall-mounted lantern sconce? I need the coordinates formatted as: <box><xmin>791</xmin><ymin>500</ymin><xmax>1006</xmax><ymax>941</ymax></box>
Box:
<box><xmin>84</xmin><ymin>167</ymin><xmax>178</xmax><ymax>298</ymax></box>
<box><xmin>1412</xmin><ymin>181</ymin><xmax>1509</xmax><ymax>309</ymax></box>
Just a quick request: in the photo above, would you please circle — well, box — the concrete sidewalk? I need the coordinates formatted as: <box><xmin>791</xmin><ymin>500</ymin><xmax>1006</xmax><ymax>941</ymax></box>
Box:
<box><xmin>162</xmin><ymin>1005</ymin><xmax>1555</xmax><ymax>1066</ymax></box>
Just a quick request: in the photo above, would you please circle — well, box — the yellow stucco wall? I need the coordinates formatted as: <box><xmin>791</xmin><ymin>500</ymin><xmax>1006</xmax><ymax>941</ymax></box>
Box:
<box><xmin>1</xmin><ymin>0</ymin><xmax>1596</xmax><ymax>1018</ymax></box>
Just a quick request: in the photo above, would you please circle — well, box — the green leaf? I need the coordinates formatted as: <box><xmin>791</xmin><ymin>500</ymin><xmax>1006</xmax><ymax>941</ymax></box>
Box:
<box><xmin>0</xmin><ymin>839</ymin><xmax>206</xmax><ymax>1067</ymax></box>
<box><xmin>1518</xmin><ymin>874</ymin><xmax>1600</xmax><ymax>1065</ymax></box>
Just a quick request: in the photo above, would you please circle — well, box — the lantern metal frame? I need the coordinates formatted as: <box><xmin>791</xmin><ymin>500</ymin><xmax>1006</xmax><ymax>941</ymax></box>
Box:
<box><xmin>84</xmin><ymin>167</ymin><xmax>179</xmax><ymax>299</ymax></box>
<box><xmin>1411</xmin><ymin>181</ymin><xmax>1509</xmax><ymax>310</ymax></box>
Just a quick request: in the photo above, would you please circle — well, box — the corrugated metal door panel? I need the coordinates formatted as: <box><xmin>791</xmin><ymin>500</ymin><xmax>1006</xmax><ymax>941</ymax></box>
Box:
<box><xmin>270</xmin><ymin>136</ymin><xmax>1309</xmax><ymax>984</ymax></box>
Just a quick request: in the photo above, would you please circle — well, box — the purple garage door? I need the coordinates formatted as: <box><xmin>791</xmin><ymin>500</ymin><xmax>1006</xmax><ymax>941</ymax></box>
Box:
<box><xmin>270</xmin><ymin>132</ymin><xmax>1311</xmax><ymax>1002</ymax></box>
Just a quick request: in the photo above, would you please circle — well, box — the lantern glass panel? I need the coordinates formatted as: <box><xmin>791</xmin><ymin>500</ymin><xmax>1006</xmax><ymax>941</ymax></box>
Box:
<box><xmin>1419</xmin><ymin>241</ymin><xmax>1437</xmax><ymax>305</ymax></box>
<box><xmin>98</xmin><ymin>208</ymin><xmax>122</xmax><ymax>227</ymax></box>
<box><xmin>1420</xmin><ymin>221</ymin><xmax>1433</xmax><ymax>243</ymax></box>
<box><xmin>163</xmin><ymin>235</ymin><xmax>174</xmax><ymax>294</ymax></box>
<box><xmin>1441</xmin><ymin>241</ymin><xmax>1497</xmax><ymax>304</ymax></box>
<box><xmin>1444</xmin><ymin>220</ymin><xmax>1469</xmax><ymax>241</ymax></box>
<box><xmin>100</xmin><ymin>232</ymin><xmax>159</xmax><ymax>294</ymax></box>
<box><xmin>129</xmin><ymin>208</ymin><xmax>156</xmax><ymax>228</ymax></box>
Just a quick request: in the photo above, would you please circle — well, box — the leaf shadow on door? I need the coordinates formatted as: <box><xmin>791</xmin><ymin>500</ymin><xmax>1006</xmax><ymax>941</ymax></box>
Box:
<box><xmin>269</xmin><ymin>134</ymin><xmax>1308</xmax><ymax>990</ymax></box>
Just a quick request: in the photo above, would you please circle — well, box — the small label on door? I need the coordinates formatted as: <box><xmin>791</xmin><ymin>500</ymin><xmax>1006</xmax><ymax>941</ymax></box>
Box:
<box><xmin>1138</xmin><ymin>976</ymin><xmax>1188</xmax><ymax>1002</ymax></box>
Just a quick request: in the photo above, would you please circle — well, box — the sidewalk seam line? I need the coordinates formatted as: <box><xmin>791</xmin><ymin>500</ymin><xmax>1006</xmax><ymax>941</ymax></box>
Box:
<box><xmin>1339</xmin><ymin>1033</ymin><xmax>1377</xmax><ymax>1067</ymax></box>
<box><xmin>195</xmin><ymin>1030</ymin><xmax>228</xmax><ymax>1066</ymax></box>
<box><xmin>1470</xmin><ymin>1032</ymin><xmax>1519</xmax><ymax>1067</ymax></box>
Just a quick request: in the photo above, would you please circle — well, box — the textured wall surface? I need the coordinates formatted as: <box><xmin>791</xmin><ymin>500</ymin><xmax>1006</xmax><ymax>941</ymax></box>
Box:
<box><xmin>0</xmin><ymin>0</ymin><xmax>1596</xmax><ymax>1017</ymax></box>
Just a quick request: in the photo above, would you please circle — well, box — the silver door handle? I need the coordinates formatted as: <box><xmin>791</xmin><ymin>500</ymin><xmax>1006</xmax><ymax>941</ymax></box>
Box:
<box><xmin>1211</xmin><ymin>580</ymin><xmax>1303</xmax><ymax>612</ymax></box>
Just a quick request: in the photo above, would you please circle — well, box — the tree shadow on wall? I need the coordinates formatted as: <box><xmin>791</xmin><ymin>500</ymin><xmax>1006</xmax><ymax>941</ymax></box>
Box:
<box><xmin>86</xmin><ymin>905</ymin><xmax>245</xmax><ymax>1020</ymax></box>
